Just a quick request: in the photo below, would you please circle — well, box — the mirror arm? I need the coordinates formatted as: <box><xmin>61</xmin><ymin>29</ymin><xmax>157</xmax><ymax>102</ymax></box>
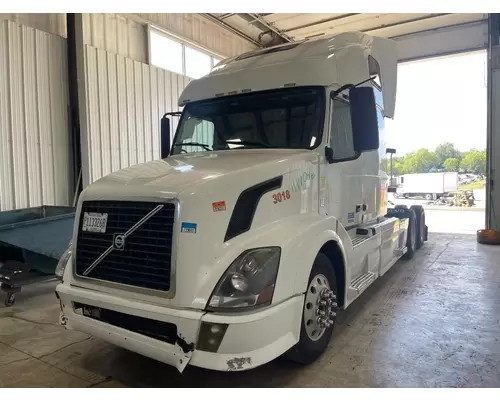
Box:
<box><xmin>163</xmin><ymin>111</ymin><xmax>182</xmax><ymax>117</ymax></box>
<box><xmin>330</xmin><ymin>77</ymin><xmax>376</xmax><ymax>99</ymax></box>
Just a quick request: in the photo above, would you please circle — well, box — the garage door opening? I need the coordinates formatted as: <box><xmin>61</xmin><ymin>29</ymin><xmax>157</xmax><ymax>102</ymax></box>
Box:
<box><xmin>386</xmin><ymin>50</ymin><xmax>487</xmax><ymax>235</ymax></box>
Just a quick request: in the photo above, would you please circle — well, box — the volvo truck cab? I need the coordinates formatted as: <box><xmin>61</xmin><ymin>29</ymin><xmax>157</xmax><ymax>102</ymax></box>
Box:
<box><xmin>55</xmin><ymin>32</ymin><xmax>428</xmax><ymax>373</ymax></box>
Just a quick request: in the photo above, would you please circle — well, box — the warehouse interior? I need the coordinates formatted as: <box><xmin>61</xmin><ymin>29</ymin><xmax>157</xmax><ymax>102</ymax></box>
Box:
<box><xmin>1</xmin><ymin>12</ymin><xmax>500</xmax><ymax>387</ymax></box>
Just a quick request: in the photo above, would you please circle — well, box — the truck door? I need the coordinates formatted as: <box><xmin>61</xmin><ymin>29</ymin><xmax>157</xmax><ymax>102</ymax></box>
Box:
<box><xmin>326</xmin><ymin>95</ymin><xmax>365</xmax><ymax>227</ymax></box>
<box><xmin>326</xmin><ymin>87</ymin><xmax>386</xmax><ymax>225</ymax></box>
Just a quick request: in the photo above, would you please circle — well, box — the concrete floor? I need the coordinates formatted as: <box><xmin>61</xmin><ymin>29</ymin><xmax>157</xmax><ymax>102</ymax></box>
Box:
<box><xmin>1</xmin><ymin>233</ymin><xmax>500</xmax><ymax>387</ymax></box>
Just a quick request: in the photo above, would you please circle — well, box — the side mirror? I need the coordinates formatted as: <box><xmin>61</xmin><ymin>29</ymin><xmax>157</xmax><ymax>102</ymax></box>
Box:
<box><xmin>160</xmin><ymin>115</ymin><xmax>171</xmax><ymax>158</ymax></box>
<box><xmin>349</xmin><ymin>86</ymin><xmax>379</xmax><ymax>153</ymax></box>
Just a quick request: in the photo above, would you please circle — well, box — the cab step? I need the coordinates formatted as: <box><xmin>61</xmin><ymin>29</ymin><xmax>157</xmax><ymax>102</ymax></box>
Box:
<box><xmin>394</xmin><ymin>246</ymin><xmax>407</xmax><ymax>258</ymax></box>
<box><xmin>349</xmin><ymin>271</ymin><xmax>376</xmax><ymax>295</ymax></box>
<box><xmin>352</xmin><ymin>235</ymin><xmax>371</xmax><ymax>248</ymax></box>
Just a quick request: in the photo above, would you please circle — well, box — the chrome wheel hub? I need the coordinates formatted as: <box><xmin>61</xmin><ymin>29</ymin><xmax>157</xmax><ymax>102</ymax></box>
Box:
<box><xmin>303</xmin><ymin>274</ymin><xmax>337</xmax><ymax>341</ymax></box>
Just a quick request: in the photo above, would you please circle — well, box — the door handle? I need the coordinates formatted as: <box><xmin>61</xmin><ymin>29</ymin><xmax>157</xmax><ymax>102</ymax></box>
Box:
<box><xmin>356</xmin><ymin>204</ymin><xmax>367</xmax><ymax>213</ymax></box>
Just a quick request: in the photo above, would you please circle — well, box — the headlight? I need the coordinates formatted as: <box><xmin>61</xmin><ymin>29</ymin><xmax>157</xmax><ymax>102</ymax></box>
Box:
<box><xmin>208</xmin><ymin>247</ymin><xmax>281</xmax><ymax>310</ymax></box>
<box><xmin>55</xmin><ymin>241</ymin><xmax>72</xmax><ymax>280</ymax></box>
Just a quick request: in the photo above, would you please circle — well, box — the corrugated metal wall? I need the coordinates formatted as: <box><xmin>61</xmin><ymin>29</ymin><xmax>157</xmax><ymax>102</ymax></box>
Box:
<box><xmin>0</xmin><ymin>20</ymin><xmax>71</xmax><ymax>211</ymax></box>
<box><xmin>83</xmin><ymin>13</ymin><xmax>256</xmax><ymax>63</ymax></box>
<box><xmin>0</xmin><ymin>14</ymin><xmax>67</xmax><ymax>38</ymax></box>
<box><xmin>83</xmin><ymin>13</ymin><xmax>147</xmax><ymax>63</ymax></box>
<box><xmin>0</xmin><ymin>13</ymin><xmax>256</xmax><ymax>60</ymax></box>
<box><xmin>84</xmin><ymin>44</ymin><xmax>191</xmax><ymax>184</ymax></box>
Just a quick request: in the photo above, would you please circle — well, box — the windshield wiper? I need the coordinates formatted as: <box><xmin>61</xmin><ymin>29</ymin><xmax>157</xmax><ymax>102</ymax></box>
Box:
<box><xmin>224</xmin><ymin>140</ymin><xmax>272</xmax><ymax>148</ymax></box>
<box><xmin>174</xmin><ymin>142</ymin><xmax>212</xmax><ymax>151</ymax></box>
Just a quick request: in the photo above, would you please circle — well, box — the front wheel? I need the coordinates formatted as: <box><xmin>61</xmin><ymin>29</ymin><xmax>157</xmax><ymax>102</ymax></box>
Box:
<box><xmin>284</xmin><ymin>253</ymin><xmax>338</xmax><ymax>365</ymax></box>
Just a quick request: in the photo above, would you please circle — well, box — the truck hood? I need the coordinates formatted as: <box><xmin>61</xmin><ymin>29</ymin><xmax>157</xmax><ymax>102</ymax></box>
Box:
<box><xmin>81</xmin><ymin>149</ymin><xmax>312</xmax><ymax>200</ymax></box>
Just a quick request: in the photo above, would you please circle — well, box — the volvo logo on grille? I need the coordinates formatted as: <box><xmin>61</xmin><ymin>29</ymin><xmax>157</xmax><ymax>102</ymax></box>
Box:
<box><xmin>81</xmin><ymin>204</ymin><xmax>164</xmax><ymax>277</ymax></box>
<box><xmin>113</xmin><ymin>233</ymin><xmax>126</xmax><ymax>251</ymax></box>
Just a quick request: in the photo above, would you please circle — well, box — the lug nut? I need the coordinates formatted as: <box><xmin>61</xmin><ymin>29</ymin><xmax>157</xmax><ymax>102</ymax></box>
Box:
<box><xmin>328</xmin><ymin>319</ymin><xmax>334</xmax><ymax>324</ymax></box>
<box><xmin>316</xmin><ymin>310</ymin><xmax>326</xmax><ymax>317</ymax></box>
<box><xmin>329</xmin><ymin>311</ymin><xmax>337</xmax><ymax>318</ymax></box>
<box><xmin>319</xmin><ymin>300</ymin><xmax>327</xmax><ymax>306</ymax></box>
<box><xmin>331</xmin><ymin>302</ymin><xmax>338</xmax><ymax>308</ymax></box>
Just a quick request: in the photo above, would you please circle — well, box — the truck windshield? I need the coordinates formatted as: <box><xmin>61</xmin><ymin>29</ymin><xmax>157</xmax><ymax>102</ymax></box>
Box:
<box><xmin>171</xmin><ymin>86</ymin><xmax>325</xmax><ymax>155</ymax></box>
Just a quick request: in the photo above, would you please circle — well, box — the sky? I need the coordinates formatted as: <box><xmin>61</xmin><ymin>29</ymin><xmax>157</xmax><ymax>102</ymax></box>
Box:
<box><xmin>385</xmin><ymin>51</ymin><xmax>487</xmax><ymax>156</ymax></box>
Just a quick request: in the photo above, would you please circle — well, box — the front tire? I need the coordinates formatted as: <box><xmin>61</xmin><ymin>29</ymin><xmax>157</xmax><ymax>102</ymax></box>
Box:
<box><xmin>284</xmin><ymin>253</ymin><xmax>338</xmax><ymax>365</ymax></box>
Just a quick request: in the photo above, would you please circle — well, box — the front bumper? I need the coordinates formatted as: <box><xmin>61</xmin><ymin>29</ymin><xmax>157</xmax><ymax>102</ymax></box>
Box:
<box><xmin>55</xmin><ymin>283</ymin><xmax>303</xmax><ymax>373</ymax></box>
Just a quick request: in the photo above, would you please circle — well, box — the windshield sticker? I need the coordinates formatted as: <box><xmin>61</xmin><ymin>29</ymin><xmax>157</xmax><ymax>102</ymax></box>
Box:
<box><xmin>212</xmin><ymin>201</ymin><xmax>227</xmax><ymax>212</ymax></box>
<box><xmin>347</xmin><ymin>212</ymin><xmax>355</xmax><ymax>223</ymax></box>
<box><xmin>181</xmin><ymin>222</ymin><xmax>197</xmax><ymax>234</ymax></box>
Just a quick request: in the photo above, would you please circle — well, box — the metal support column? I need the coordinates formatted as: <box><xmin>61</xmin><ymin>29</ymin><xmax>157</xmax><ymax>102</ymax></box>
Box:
<box><xmin>68</xmin><ymin>14</ymin><xmax>90</xmax><ymax>194</ymax></box>
<box><xmin>487</xmin><ymin>14</ymin><xmax>500</xmax><ymax>229</ymax></box>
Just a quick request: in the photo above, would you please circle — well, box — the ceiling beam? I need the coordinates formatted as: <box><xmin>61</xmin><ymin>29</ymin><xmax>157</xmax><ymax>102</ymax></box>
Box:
<box><xmin>239</xmin><ymin>13</ymin><xmax>293</xmax><ymax>43</ymax></box>
<box><xmin>363</xmin><ymin>14</ymin><xmax>452</xmax><ymax>34</ymax></box>
<box><xmin>200</xmin><ymin>13</ymin><xmax>263</xmax><ymax>48</ymax></box>
<box><xmin>281</xmin><ymin>14</ymin><xmax>360</xmax><ymax>33</ymax></box>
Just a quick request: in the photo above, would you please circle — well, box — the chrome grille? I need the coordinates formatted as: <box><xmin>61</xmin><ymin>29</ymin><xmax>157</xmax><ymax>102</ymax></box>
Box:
<box><xmin>75</xmin><ymin>201</ymin><xmax>175</xmax><ymax>292</ymax></box>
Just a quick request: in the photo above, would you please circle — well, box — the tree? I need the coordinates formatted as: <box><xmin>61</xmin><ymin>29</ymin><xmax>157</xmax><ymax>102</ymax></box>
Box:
<box><xmin>404</xmin><ymin>148</ymin><xmax>439</xmax><ymax>173</ymax></box>
<box><xmin>435</xmin><ymin>142</ymin><xmax>460</xmax><ymax>164</ymax></box>
<box><xmin>460</xmin><ymin>150</ymin><xmax>486</xmax><ymax>174</ymax></box>
<box><xmin>392</xmin><ymin>160</ymin><xmax>404</xmax><ymax>176</ymax></box>
<box><xmin>443</xmin><ymin>157</ymin><xmax>460</xmax><ymax>172</ymax></box>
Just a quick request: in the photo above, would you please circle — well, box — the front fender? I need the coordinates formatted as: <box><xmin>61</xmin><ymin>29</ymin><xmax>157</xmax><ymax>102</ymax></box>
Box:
<box><xmin>208</xmin><ymin>213</ymin><xmax>352</xmax><ymax>307</ymax></box>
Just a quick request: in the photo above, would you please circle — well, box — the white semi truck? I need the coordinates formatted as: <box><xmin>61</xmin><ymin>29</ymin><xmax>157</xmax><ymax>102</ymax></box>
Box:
<box><xmin>394</xmin><ymin>172</ymin><xmax>459</xmax><ymax>200</ymax></box>
<box><xmin>55</xmin><ymin>32</ymin><xmax>428</xmax><ymax>373</ymax></box>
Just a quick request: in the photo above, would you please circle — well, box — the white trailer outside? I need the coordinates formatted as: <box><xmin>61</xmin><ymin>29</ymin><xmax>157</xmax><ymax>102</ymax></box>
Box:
<box><xmin>395</xmin><ymin>172</ymin><xmax>459</xmax><ymax>200</ymax></box>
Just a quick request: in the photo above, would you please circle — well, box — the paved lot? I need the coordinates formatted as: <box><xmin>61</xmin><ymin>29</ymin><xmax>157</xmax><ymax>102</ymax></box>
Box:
<box><xmin>390</xmin><ymin>188</ymin><xmax>486</xmax><ymax>211</ymax></box>
<box><xmin>425</xmin><ymin>209</ymin><xmax>485</xmax><ymax>234</ymax></box>
<box><xmin>390</xmin><ymin>190</ymin><xmax>486</xmax><ymax>234</ymax></box>
<box><xmin>1</xmin><ymin>231</ymin><xmax>500</xmax><ymax>387</ymax></box>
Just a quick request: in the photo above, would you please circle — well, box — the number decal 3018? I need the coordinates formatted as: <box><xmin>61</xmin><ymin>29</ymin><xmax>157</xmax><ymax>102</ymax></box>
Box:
<box><xmin>273</xmin><ymin>190</ymin><xmax>291</xmax><ymax>204</ymax></box>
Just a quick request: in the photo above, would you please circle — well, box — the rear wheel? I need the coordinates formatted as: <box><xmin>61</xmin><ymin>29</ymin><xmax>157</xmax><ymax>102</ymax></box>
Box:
<box><xmin>403</xmin><ymin>209</ymin><xmax>417</xmax><ymax>260</ymax></box>
<box><xmin>410</xmin><ymin>205</ymin><xmax>426</xmax><ymax>249</ymax></box>
<box><xmin>285</xmin><ymin>253</ymin><xmax>338</xmax><ymax>365</ymax></box>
